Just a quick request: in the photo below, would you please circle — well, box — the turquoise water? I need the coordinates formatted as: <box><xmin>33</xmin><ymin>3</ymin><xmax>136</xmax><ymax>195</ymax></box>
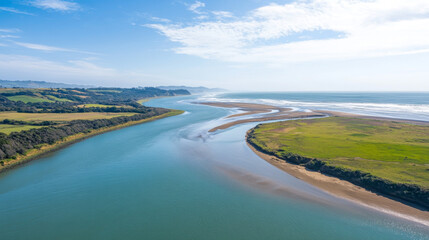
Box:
<box><xmin>0</xmin><ymin>95</ymin><xmax>428</xmax><ymax>239</ymax></box>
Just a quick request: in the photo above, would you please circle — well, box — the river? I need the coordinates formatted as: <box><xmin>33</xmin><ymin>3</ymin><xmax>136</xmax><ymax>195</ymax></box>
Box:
<box><xmin>0</xmin><ymin>94</ymin><xmax>428</xmax><ymax>239</ymax></box>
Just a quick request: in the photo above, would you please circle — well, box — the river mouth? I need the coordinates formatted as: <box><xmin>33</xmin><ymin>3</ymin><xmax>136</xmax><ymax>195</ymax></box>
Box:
<box><xmin>0</xmin><ymin>95</ymin><xmax>428</xmax><ymax>240</ymax></box>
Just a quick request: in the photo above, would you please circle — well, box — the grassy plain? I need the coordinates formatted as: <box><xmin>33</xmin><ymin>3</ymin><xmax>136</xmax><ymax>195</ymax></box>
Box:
<box><xmin>250</xmin><ymin>117</ymin><xmax>429</xmax><ymax>188</ymax></box>
<box><xmin>6</xmin><ymin>95</ymin><xmax>54</xmax><ymax>103</ymax></box>
<box><xmin>76</xmin><ymin>104</ymin><xmax>131</xmax><ymax>108</ymax></box>
<box><xmin>0</xmin><ymin>112</ymin><xmax>137</xmax><ymax>123</ymax></box>
<box><xmin>0</xmin><ymin>124</ymin><xmax>43</xmax><ymax>134</ymax></box>
<box><xmin>46</xmin><ymin>95</ymin><xmax>73</xmax><ymax>102</ymax></box>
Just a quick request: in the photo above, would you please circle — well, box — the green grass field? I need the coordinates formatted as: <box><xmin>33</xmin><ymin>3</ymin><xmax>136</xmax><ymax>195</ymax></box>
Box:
<box><xmin>76</xmin><ymin>104</ymin><xmax>125</xmax><ymax>108</ymax></box>
<box><xmin>89</xmin><ymin>89</ymin><xmax>121</xmax><ymax>93</ymax></box>
<box><xmin>46</xmin><ymin>95</ymin><xmax>73</xmax><ymax>102</ymax></box>
<box><xmin>250</xmin><ymin>117</ymin><xmax>429</xmax><ymax>188</ymax></box>
<box><xmin>0</xmin><ymin>112</ymin><xmax>137</xmax><ymax>123</ymax></box>
<box><xmin>0</xmin><ymin>124</ymin><xmax>43</xmax><ymax>134</ymax></box>
<box><xmin>6</xmin><ymin>95</ymin><xmax>54</xmax><ymax>103</ymax></box>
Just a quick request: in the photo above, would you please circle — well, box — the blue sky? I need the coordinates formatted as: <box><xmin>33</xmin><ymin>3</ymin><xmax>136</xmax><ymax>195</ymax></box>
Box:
<box><xmin>1</xmin><ymin>0</ymin><xmax>429</xmax><ymax>91</ymax></box>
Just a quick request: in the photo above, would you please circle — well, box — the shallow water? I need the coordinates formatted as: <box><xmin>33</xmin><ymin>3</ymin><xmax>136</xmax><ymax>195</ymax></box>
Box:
<box><xmin>0</xmin><ymin>95</ymin><xmax>428</xmax><ymax>240</ymax></box>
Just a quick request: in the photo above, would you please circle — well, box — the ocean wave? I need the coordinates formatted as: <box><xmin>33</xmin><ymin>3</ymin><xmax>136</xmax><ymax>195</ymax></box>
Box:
<box><xmin>197</xmin><ymin>95</ymin><xmax>429</xmax><ymax>121</ymax></box>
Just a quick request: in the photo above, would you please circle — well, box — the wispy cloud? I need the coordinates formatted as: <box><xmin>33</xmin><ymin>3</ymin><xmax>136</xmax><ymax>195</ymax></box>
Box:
<box><xmin>0</xmin><ymin>54</ymin><xmax>166</xmax><ymax>87</ymax></box>
<box><xmin>13</xmin><ymin>41</ymin><xmax>96</xmax><ymax>54</ymax></box>
<box><xmin>0</xmin><ymin>7</ymin><xmax>34</xmax><ymax>15</ymax></box>
<box><xmin>0</xmin><ymin>35</ymin><xmax>20</xmax><ymax>39</ymax></box>
<box><xmin>14</xmin><ymin>41</ymin><xmax>73</xmax><ymax>51</ymax></box>
<box><xmin>0</xmin><ymin>54</ymin><xmax>115</xmax><ymax>81</ymax></box>
<box><xmin>0</xmin><ymin>29</ymin><xmax>20</xmax><ymax>33</ymax></box>
<box><xmin>188</xmin><ymin>1</ymin><xmax>205</xmax><ymax>14</ymax></box>
<box><xmin>211</xmin><ymin>11</ymin><xmax>233</xmax><ymax>20</ymax></box>
<box><xmin>30</xmin><ymin>0</ymin><xmax>80</xmax><ymax>11</ymax></box>
<box><xmin>149</xmin><ymin>0</ymin><xmax>429</xmax><ymax>64</ymax></box>
<box><xmin>150</xmin><ymin>17</ymin><xmax>170</xmax><ymax>23</ymax></box>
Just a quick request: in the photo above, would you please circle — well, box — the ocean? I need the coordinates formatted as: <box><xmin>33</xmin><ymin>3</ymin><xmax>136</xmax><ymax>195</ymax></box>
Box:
<box><xmin>200</xmin><ymin>92</ymin><xmax>429</xmax><ymax>121</ymax></box>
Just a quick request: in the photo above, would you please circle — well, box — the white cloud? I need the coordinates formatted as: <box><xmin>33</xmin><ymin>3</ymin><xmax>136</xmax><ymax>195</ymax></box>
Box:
<box><xmin>14</xmin><ymin>41</ymin><xmax>72</xmax><ymax>51</ymax></box>
<box><xmin>188</xmin><ymin>1</ymin><xmax>205</xmax><ymax>14</ymax></box>
<box><xmin>13</xmin><ymin>41</ymin><xmax>96</xmax><ymax>55</ymax></box>
<box><xmin>0</xmin><ymin>7</ymin><xmax>33</xmax><ymax>15</ymax></box>
<box><xmin>0</xmin><ymin>35</ymin><xmax>20</xmax><ymax>39</ymax></box>
<box><xmin>150</xmin><ymin>17</ymin><xmax>170</xmax><ymax>23</ymax></box>
<box><xmin>211</xmin><ymin>11</ymin><xmax>233</xmax><ymax>19</ymax></box>
<box><xmin>149</xmin><ymin>0</ymin><xmax>429</xmax><ymax>64</ymax></box>
<box><xmin>30</xmin><ymin>0</ymin><xmax>80</xmax><ymax>11</ymax></box>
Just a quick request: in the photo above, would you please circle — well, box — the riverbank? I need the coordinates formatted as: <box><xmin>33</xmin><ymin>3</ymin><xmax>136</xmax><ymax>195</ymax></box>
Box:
<box><xmin>0</xmin><ymin>109</ymin><xmax>183</xmax><ymax>173</ymax></box>
<box><xmin>246</xmin><ymin>142</ymin><xmax>429</xmax><ymax>225</ymax></box>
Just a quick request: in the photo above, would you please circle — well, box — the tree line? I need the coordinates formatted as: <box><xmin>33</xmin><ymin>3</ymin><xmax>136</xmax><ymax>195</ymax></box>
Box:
<box><xmin>0</xmin><ymin>107</ymin><xmax>169</xmax><ymax>163</ymax></box>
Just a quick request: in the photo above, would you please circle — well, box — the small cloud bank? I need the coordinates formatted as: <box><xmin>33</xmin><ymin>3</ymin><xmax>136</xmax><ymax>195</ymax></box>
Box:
<box><xmin>148</xmin><ymin>0</ymin><xmax>429</xmax><ymax>64</ymax></box>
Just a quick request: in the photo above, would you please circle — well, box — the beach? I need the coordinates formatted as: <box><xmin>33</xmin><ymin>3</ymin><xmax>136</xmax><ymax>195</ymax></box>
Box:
<box><xmin>199</xmin><ymin>102</ymin><xmax>325</xmax><ymax>132</ymax></box>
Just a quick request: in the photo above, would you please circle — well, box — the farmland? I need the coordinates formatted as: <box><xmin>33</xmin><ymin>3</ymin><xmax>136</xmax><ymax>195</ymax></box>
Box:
<box><xmin>7</xmin><ymin>95</ymin><xmax>54</xmax><ymax>103</ymax></box>
<box><xmin>0</xmin><ymin>124</ymin><xmax>43</xmax><ymax>134</ymax></box>
<box><xmin>0</xmin><ymin>112</ymin><xmax>137</xmax><ymax>123</ymax></box>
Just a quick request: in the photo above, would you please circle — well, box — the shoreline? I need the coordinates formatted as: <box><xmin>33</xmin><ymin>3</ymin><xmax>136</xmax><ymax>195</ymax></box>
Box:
<box><xmin>198</xmin><ymin>102</ymin><xmax>325</xmax><ymax>132</ymax></box>
<box><xmin>246</xmin><ymin>141</ymin><xmax>429</xmax><ymax>225</ymax></box>
<box><xmin>0</xmin><ymin>109</ymin><xmax>183</xmax><ymax>174</ymax></box>
<box><xmin>197</xmin><ymin>101</ymin><xmax>429</xmax><ymax>225</ymax></box>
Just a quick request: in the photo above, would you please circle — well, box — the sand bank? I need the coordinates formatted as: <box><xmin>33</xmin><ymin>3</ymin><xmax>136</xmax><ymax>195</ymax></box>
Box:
<box><xmin>198</xmin><ymin>102</ymin><xmax>325</xmax><ymax>132</ymax></box>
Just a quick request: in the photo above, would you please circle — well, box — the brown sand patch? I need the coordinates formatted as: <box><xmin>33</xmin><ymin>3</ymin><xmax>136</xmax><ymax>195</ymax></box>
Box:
<box><xmin>197</xmin><ymin>102</ymin><xmax>323</xmax><ymax>132</ymax></box>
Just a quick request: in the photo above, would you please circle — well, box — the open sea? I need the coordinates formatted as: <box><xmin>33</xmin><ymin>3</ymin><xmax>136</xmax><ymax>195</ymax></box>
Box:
<box><xmin>203</xmin><ymin>92</ymin><xmax>429</xmax><ymax>121</ymax></box>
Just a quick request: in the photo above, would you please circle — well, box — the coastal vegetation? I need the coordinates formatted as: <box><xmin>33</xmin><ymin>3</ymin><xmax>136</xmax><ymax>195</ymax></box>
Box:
<box><xmin>0</xmin><ymin>87</ymin><xmax>189</xmax><ymax>171</ymax></box>
<box><xmin>0</xmin><ymin>112</ymin><xmax>137</xmax><ymax>122</ymax></box>
<box><xmin>247</xmin><ymin>117</ymin><xmax>429</xmax><ymax>208</ymax></box>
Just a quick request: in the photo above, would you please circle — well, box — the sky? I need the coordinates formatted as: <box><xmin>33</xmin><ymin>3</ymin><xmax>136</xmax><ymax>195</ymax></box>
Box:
<box><xmin>1</xmin><ymin>0</ymin><xmax>429</xmax><ymax>91</ymax></box>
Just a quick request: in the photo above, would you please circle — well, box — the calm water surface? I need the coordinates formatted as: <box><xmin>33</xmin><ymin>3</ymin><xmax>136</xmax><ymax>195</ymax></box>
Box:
<box><xmin>0</xmin><ymin>94</ymin><xmax>428</xmax><ymax>240</ymax></box>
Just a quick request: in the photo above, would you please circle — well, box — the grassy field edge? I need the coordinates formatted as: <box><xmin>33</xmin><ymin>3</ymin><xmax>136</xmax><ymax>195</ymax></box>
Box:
<box><xmin>246</xmin><ymin>124</ymin><xmax>429</xmax><ymax>210</ymax></box>
<box><xmin>0</xmin><ymin>109</ymin><xmax>184</xmax><ymax>173</ymax></box>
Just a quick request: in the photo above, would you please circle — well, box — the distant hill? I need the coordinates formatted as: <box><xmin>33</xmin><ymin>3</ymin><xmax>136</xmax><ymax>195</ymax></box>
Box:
<box><xmin>157</xmin><ymin>86</ymin><xmax>226</xmax><ymax>94</ymax></box>
<box><xmin>0</xmin><ymin>80</ymin><xmax>93</xmax><ymax>89</ymax></box>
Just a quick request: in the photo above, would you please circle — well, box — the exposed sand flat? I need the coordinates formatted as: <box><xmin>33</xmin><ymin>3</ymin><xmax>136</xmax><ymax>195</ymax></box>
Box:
<box><xmin>198</xmin><ymin>102</ymin><xmax>323</xmax><ymax>132</ymax></box>
<box><xmin>199</xmin><ymin>102</ymin><xmax>287</xmax><ymax>110</ymax></box>
<box><xmin>209</xmin><ymin>112</ymin><xmax>325</xmax><ymax>132</ymax></box>
<box><xmin>227</xmin><ymin>110</ymin><xmax>271</xmax><ymax>118</ymax></box>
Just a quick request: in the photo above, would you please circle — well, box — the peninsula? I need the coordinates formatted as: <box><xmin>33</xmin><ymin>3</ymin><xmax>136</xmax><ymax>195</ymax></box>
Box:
<box><xmin>202</xmin><ymin>101</ymin><xmax>429</xmax><ymax>223</ymax></box>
